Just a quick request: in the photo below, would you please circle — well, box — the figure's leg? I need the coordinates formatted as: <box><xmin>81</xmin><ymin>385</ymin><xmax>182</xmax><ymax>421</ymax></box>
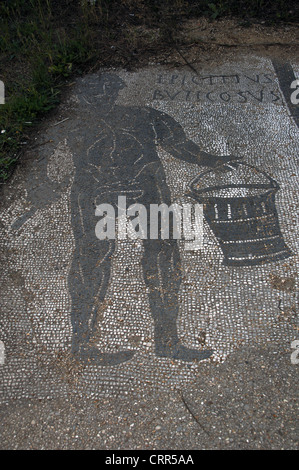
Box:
<box><xmin>69</xmin><ymin>193</ymin><xmax>135</xmax><ymax>366</ymax></box>
<box><xmin>142</xmin><ymin>238</ymin><xmax>213</xmax><ymax>362</ymax></box>
<box><xmin>140</xmin><ymin>169</ymin><xmax>213</xmax><ymax>362</ymax></box>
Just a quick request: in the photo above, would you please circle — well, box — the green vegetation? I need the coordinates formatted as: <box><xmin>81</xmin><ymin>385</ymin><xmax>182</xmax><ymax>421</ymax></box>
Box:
<box><xmin>0</xmin><ymin>0</ymin><xmax>298</xmax><ymax>182</ymax></box>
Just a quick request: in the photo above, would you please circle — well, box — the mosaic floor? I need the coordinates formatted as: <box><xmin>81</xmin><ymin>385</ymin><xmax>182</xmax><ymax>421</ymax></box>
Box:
<box><xmin>0</xmin><ymin>56</ymin><xmax>298</xmax><ymax>401</ymax></box>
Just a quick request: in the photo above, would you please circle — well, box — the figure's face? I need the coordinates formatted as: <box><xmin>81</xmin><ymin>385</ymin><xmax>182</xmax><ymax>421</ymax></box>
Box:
<box><xmin>94</xmin><ymin>76</ymin><xmax>126</xmax><ymax>102</ymax></box>
<box><xmin>84</xmin><ymin>81</ymin><xmax>113</xmax><ymax>102</ymax></box>
<box><xmin>79</xmin><ymin>75</ymin><xmax>126</xmax><ymax>105</ymax></box>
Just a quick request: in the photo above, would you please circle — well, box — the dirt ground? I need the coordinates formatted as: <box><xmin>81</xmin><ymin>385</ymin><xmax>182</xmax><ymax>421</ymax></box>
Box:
<box><xmin>139</xmin><ymin>18</ymin><xmax>299</xmax><ymax>71</ymax></box>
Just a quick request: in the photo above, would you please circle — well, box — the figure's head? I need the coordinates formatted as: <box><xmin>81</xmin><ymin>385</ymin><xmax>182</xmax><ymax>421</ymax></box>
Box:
<box><xmin>77</xmin><ymin>73</ymin><xmax>126</xmax><ymax>105</ymax></box>
<box><xmin>97</xmin><ymin>73</ymin><xmax>126</xmax><ymax>96</ymax></box>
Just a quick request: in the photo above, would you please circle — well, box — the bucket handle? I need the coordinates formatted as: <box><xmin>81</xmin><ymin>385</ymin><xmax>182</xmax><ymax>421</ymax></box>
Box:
<box><xmin>188</xmin><ymin>161</ymin><xmax>280</xmax><ymax>194</ymax></box>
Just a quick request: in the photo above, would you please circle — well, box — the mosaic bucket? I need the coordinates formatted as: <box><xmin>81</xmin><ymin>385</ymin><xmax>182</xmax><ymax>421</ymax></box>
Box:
<box><xmin>188</xmin><ymin>162</ymin><xmax>292</xmax><ymax>266</ymax></box>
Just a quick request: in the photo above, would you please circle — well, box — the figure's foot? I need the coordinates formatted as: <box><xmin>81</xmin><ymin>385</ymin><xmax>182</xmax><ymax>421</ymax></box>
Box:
<box><xmin>156</xmin><ymin>342</ymin><xmax>213</xmax><ymax>362</ymax></box>
<box><xmin>76</xmin><ymin>345</ymin><xmax>136</xmax><ymax>366</ymax></box>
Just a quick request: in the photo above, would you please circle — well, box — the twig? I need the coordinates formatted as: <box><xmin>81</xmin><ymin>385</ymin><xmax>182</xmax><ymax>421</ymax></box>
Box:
<box><xmin>180</xmin><ymin>392</ymin><xmax>211</xmax><ymax>437</ymax></box>
<box><xmin>173</xmin><ymin>44</ymin><xmax>199</xmax><ymax>75</ymax></box>
<box><xmin>31</xmin><ymin>139</ymin><xmax>54</xmax><ymax>149</ymax></box>
<box><xmin>186</xmin><ymin>39</ymin><xmax>299</xmax><ymax>48</ymax></box>
<box><xmin>52</xmin><ymin>117</ymin><xmax>70</xmax><ymax>127</ymax></box>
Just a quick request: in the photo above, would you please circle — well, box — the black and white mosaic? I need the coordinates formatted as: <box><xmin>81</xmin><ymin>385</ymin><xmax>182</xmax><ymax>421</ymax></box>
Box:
<box><xmin>0</xmin><ymin>56</ymin><xmax>298</xmax><ymax>400</ymax></box>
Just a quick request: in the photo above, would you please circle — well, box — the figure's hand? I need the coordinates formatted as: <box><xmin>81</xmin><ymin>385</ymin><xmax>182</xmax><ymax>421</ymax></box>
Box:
<box><xmin>11</xmin><ymin>182</ymin><xmax>63</xmax><ymax>232</ymax></box>
<box><xmin>27</xmin><ymin>174</ymin><xmax>71</xmax><ymax>209</ymax></box>
<box><xmin>12</xmin><ymin>175</ymin><xmax>71</xmax><ymax>231</ymax></box>
<box><xmin>28</xmin><ymin>183</ymin><xmax>61</xmax><ymax>209</ymax></box>
<box><xmin>199</xmin><ymin>152</ymin><xmax>243</xmax><ymax>168</ymax></box>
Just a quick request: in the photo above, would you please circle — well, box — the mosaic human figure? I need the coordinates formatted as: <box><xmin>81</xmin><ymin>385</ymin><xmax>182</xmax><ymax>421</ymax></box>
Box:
<box><xmin>14</xmin><ymin>73</ymin><xmax>239</xmax><ymax>366</ymax></box>
<box><xmin>65</xmin><ymin>73</ymin><xmax>241</xmax><ymax>365</ymax></box>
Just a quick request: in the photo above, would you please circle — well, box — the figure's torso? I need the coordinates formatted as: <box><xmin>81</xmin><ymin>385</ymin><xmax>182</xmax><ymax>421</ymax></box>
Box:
<box><xmin>72</xmin><ymin>106</ymin><xmax>161</xmax><ymax>187</ymax></box>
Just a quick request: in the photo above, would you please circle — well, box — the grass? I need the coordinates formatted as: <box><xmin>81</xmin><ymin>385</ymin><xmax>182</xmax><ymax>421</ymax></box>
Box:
<box><xmin>0</xmin><ymin>0</ymin><xmax>298</xmax><ymax>182</ymax></box>
<box><xmin>0</xmin><ymin>0</ymin><xmax>101</xmax><ymax>181</ymax></box>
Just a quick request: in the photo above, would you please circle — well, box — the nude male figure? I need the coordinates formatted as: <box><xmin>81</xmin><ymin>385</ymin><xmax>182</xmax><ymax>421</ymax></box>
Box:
<box><xmin>14</xmin><ymin>73</ymin><xmax>239</xmax><ymax>366</ymax></box>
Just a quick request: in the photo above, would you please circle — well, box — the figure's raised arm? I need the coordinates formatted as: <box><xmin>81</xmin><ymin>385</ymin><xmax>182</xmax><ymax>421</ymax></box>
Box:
<box><xmin>150</xmin><ymin>108</ymin><xmax>240</xmax><ymax>168</ymax></box>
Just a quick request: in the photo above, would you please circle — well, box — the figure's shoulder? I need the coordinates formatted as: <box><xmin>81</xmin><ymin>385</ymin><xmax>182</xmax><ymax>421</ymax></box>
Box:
<box><xmin>143</xmin><ymin>105</ymin><xmax>172</xmax><ymax>122</ymax></box>
<box><xmin>112</xmin><ymin>104</ymin><xmax>170</xmax><ymax>122</ymax></box>
<box><xmin>144</xmin><ymin>107</ymin><xmax>180</xmax><ymax>130</ymax></box>
<box><xmin>109</xmin><ymin>105</ymin><xmax>154</xmax><ymax>126</ymax></box>
<box><xmin>144</xmin><ymin>105</ymin><xmax>162</xmax><ymax>116</ymax></box>
<box><xmin>66</xmin><ymin>117</ymin><xmax>112</xmax><ymax>149</ymax></box>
